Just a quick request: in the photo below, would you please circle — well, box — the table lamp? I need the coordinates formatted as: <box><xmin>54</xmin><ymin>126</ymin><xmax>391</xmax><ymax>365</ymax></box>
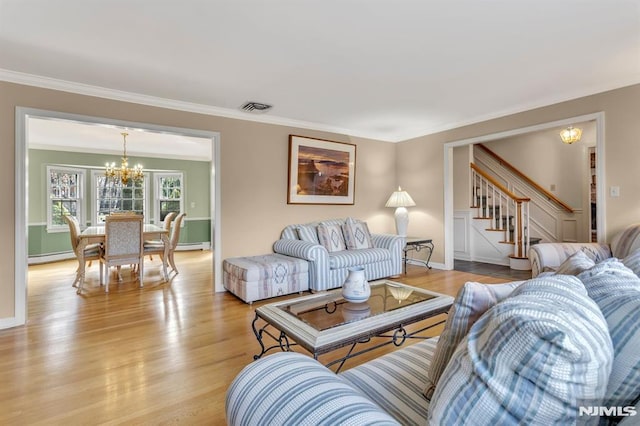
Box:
<box><xmin>385</xmin><ymin>187</ymin><xmax>416</xmax><ymax>236</ymax></box>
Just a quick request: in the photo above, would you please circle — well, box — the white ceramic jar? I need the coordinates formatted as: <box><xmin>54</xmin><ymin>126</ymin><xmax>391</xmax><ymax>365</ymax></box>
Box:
<box><xmin>341</xmin><ymin>266</ymin><xmax>370</xmax><ymax>303</ymax></box>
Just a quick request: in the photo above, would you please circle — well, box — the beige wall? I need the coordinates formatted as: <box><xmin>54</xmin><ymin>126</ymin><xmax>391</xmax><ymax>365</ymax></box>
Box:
<box><xmin>482</xmin><ymin>122</ymin><xmax>597</xmax><ymax>208</ymax></box>
<box><xmin>0</xmin><ymin>82</ymin><xmax>397</xmax><ymax>320</ymax></box>
<box><xmin>3</xmin><ymin>80</ymin><xmax>640</xmax><ymax>323</ymax></box>
<box><xmin>397</xmin><ymin>83</ymin><xmax>640</xmax><ymax>265</ymax></box>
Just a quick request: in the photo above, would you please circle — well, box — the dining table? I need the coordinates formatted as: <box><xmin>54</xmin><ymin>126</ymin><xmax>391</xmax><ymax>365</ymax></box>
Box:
<box><xmin>77</xmin><ymin>224</ymin><xmax>170</xmax><ymax>290</ymax></box>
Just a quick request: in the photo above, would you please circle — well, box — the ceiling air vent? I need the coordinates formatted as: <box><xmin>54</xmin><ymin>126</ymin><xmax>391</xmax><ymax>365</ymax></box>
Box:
<box><xmin>241</xmin><ymin>101</ymin><xmax>273</xmax><ymax>113</ymax></box>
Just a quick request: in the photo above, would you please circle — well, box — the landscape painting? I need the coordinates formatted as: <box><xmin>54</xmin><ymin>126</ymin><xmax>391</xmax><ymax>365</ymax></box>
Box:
<box><xmin>287</xmin><ymin>135</ymin><xmax>356</xmax><ymax>204</ymax></box>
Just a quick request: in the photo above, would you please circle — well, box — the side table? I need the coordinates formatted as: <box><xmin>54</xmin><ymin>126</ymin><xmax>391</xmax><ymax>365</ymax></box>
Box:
<box><xmin>403</xmin><ymin>237</ymin><xmax>434</xmax><ymax>274</ymax></box>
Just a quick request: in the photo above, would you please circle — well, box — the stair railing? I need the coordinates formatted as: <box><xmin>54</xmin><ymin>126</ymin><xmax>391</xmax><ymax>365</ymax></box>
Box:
<box><xmin>471</xmin><ymin>163</ymin><xmax>531</xmax><ymax>258</ymax></box>
<box><xmin>476</xmin><ymin>144</ymin><xmax>574</xmax><ymax>213</ymax></box>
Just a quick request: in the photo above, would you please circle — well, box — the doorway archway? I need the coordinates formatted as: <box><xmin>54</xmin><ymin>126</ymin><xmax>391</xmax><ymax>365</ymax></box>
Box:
<box><xmin>14</xmin><ymin>107</ymin><xmax>222</xmax><ymax>326</ymax></box>
<box><xmin>443</xmin><ymin>112</ymin><xmax>605</xmax><ymax>270</ymax></box>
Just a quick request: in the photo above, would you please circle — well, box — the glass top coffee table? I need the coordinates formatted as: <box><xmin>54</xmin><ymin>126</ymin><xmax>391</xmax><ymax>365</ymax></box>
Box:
<box><xmin>252</xmin><ymin>280</ymin><xmax>454</xmax><ymax>371</ymax></box>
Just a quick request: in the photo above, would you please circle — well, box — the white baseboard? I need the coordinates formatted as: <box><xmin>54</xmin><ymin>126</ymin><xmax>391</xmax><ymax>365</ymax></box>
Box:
<box><xmin>175</xmin><ymin>242</ymin><xmax>211</xmax><ymax>251</ymax></box>
<box><xmin>427</xmin><ymin>261</ymin><xmax>446</xmax><ymax>270</ymax></box>
<box><xmin>0</xmin><ymin>316</ymin><xmax>23</xmax><ymax>330</ymax></box>
<box><xmin>28</xmin><ymin>252</ymin><xmax>76</xmax><ymax>265</ymax></box>
<box><xmin>454</xmin><ymin>252</ymin><xmax>471</xmax><ymax>261</ymax></box>
<box><xmin>405</xmin><ymin>259</ymin><xmax>446</xmax><ymax>270</ymax></box>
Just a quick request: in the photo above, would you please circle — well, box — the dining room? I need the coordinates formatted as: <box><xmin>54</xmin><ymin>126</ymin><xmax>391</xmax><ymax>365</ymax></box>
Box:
<box><xmin>25</xmin><ymin>113</ymin><xmax>217</xmax><ymax>299</ymax></box>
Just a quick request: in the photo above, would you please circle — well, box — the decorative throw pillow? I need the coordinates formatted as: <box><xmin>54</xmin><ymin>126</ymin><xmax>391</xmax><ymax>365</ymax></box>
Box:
<box><xmin>554</xmin><ymin>249</ymin><xmax>596</xmax><ymax>276</ymax></box>
<box><xmin>342</xmin><ymin>217</ymin><xmax>373</xmax><ymax>250</ymax></box>
<box><xmin>578</xmin><ymin>258</ymin><xmax>640</xmax><ymax>409</ymax></box>
<box><xmin>317</xmin><ymin>223</ymin><xmax>347</xmax><ymax>252</ymax></box>
<box><xmin>296</xmin><ymin>225</ymin><xmax>319</xmax><ymax>244</ymax></box>
<box><xmin>429</xmin><ymin>275</ymin><xmax>613</xmax><ymax>425</ymax></box>
<box><xmin>423</xmin><ymin>280</ymin><xmax>523</xmax><ymax>400</ymax></box>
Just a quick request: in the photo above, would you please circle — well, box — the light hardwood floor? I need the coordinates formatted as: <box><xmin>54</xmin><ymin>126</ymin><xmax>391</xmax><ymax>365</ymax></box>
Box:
<box><xmin>1</xmin><ymin>251</ymin><xmax>509</xmax><ymax>425</ymax></box>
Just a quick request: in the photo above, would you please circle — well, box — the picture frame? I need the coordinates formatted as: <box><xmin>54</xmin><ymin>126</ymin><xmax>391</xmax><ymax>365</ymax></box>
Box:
<box><xmin>287</xmin><ymin>135</ymin><xmax>356</xmax><ymax>205</ymax></box>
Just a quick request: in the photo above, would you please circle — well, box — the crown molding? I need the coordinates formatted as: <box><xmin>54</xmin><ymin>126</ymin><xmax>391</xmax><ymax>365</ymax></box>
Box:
<box><xmin>398</xmin><ymin>76</ymin><xmax>640</xmax><ymax>142</ymax></box>
<box><xmin>0</xmin><ymin>69</ymin><xmax>391</xmax><ymax>142</ymax></box>
<box><xmin>2</xmin><ymin>68</ymin><xmax>639</xmax><ymax>144</ymax></box>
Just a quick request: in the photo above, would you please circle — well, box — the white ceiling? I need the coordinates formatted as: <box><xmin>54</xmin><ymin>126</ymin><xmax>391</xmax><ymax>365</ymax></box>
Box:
<box><xmin>1</xmin><ymin>0</ymin><xmax>640</xmax><ymax>144</ymax></box>
<box><xmin>27</xmin><ymin>117</ymin><xmax>213</xmax><ymax>161</ymax></box>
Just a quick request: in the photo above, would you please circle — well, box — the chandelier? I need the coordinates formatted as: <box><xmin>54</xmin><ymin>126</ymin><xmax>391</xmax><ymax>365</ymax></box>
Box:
<box><xmin>559</xmin><ymin>126</ymin><xmax>582</xmax><ymax>144</ymax></box>
<box><xmin>105</xmin><ymin>132</ymin><xmax>144</xmax><ymax>185</ymax></box>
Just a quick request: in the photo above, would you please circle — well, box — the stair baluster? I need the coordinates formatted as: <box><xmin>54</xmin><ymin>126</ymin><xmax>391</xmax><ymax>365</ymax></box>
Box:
<box><xmin>470</xmin><ymin>163</ymin><xmax>531</xmax><ymax>260</ymax></box>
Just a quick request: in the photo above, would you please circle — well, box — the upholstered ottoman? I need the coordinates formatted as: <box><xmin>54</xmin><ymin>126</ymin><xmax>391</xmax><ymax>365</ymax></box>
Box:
<box><xmin>223</xmin><ymin>254</ymin><xmax>309</xmax><ymax>304</ymax></box>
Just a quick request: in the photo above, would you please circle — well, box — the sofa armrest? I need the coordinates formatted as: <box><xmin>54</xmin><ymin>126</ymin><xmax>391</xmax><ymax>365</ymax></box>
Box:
<box><xmin>273</xmin><ymin>239</ymin><xmax>325</xmax><ymax>261</ymax></box>
<box><xmin>529</xmin><ymin>243</ymin><xmax>612</xmax><ymax>277</ymax></box>
<box><xmin>371</xmin><ymin>233</ymin><xmax>404</xmax><ymax>275</ymax></box>
<box><xmin>273</xmin><ymin>239</ymin><xmax>330</xmax><ymax>291</ymax></box>
<box><xmin>226</xmin><ymin>352</ymin><xmax>399</xmax><ymax>425</ymax></box>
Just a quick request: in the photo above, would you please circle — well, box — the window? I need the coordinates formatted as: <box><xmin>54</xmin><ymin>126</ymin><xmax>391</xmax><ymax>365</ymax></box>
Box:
<box><xmin>93</xmin><ymin>171</ymin><xmax>148</xmax><ymax>224</ymax></box>
<box><xmin>156</xmin><ymin>173</ymin><xmax>184</xmax><ymax>225</ymax></box>
<box><xmin>47</xmin><ymin>166</ymin><xmax>84</xmax><ymax>231</ymax></box>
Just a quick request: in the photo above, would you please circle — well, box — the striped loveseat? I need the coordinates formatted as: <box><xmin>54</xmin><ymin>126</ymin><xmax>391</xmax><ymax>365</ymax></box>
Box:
<box><xmin>227</xmin><ymin>259</ymin><xmax>640</xmax><ymax>425</ymax></box>
<box><xmin>273</xmin><ymin>218</ymin><xmax>404</xmax><ymax>291</ymax></box>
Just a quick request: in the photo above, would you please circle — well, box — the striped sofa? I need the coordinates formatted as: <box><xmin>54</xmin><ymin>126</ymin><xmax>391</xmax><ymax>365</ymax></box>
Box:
<box><xmin>273</xmin><ymin>219</ymin><xmax>404</xmax><ymax>291</ymax></box>
<box><xmin>227</xmin><ymin>265</ymin><xmax>640</xmax><ymax>425</ymax></box>
<box><xmin>529</xmin><ymin>223</ymin><xmax>640</xmax><ymax>277</ymax></box>
<box><xmin>227</xmin><ymin>337</ymin><xmax>439</xmax><ymax>425</ymax></box>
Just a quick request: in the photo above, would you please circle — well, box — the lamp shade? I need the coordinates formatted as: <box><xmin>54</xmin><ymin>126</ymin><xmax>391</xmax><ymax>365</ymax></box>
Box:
<box><xmin>385</xmin><ymin>187</ymin><xmax>416</xmax><ymax>208</ymax></box>
<box><xmin>386</xmin><ymin>187</ymin><xmax>415</xmax><ymax>236</ymax></box>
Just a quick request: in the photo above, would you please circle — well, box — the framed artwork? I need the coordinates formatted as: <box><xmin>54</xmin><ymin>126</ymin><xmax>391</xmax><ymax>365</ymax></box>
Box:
<box><xmin>287</xmin><ymin>135</ymin><xmax>356</xmax><ymax>204</ymax></box>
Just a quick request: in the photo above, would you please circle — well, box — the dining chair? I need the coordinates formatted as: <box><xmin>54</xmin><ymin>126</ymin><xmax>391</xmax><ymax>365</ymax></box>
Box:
<box><xmin>144</xmin><ymin>212</ymin><xmax>186</xmax><ymax>275</ymax></box>
<box><xmin>63</xmin><ymin>215</ymin><xmax>103</xmax><ymax>291</ymax></box>
<box><xmin>166</xmin><ymin>212</ymin><xmax>186</xmax><ymax>274</ymax></box>
<box><xmin>144</xmin><ymin>212</ymin><xmax>176</xmax><ymax>260</ymax></box>
<box><xmin>100</xmin><ymin>214</ymin><xmax>144</xmax><ymax>292</ymax></box>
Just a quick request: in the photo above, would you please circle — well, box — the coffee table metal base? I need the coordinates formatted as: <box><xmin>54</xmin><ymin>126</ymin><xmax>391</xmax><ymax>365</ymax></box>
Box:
<box><xmin>251</xmin><ymin>284</ymin><xmax>451</xmax><ymax>372</ymax></box>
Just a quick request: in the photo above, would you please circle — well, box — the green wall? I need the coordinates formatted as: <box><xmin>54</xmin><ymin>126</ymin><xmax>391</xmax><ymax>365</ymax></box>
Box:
<box><xmin>28</xmin><ymin>149</ymin><xmax>211</xmax><ymax>257</ymax></box>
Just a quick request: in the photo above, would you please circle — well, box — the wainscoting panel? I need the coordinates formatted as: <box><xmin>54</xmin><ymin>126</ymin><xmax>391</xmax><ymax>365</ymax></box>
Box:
<box><xmin>453</xmin><ymin>210</ymin><xmax>471</xmax><ymax>261</ymax></box>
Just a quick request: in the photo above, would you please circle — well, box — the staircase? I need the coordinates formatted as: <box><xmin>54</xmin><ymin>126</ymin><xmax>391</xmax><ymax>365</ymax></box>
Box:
<box><xmin>470</xmin><ymin>163</ymin><xmax>534</xmax><ymax>270</ymax></box>
<box><xmin>462</xmin><ymin>144</ymin><xmax>579</xmax><ymax>269</ymax></box>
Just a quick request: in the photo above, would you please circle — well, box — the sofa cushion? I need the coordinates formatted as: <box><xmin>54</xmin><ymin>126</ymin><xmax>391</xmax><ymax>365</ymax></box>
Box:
<box><xmin>429</xmin><ymin>275</ymin><xmax>613</xmax><ymax>425</ymax></box>
<box><xmin>578</xmin><ymin>258</ymin><xmax>640</xmax><ymax>409</ymax></box>
<box><xmin>424</xmin><ymin>280</ymin><xmax>523</xmax><ymax>400</ymax></box>
<box><xmin>554</xmin><ymin>249</ymin><xmax>596</xmax><ymax>275</ymax></box>
<box><xmin>226</xmin><ymin>352</ymin><xmax>399</xmax><ymax>425</ymax></box>
<box><xmin>329</xmin><ymin>248</ymin><xmax>391</xmax><ymax>269</ymax></box>
<box><xmin>342</xmin><ymin>217</ymin><xmax>373</xmax><ymax>250</ymax></box>
<box><xmin>296</xmin><ymin>225</ymin><xmax>319</xmax><ymax>244</ymax></box>
<box><xmin>340</xmin><ymin>337</ymin><xmax>438</xmax><ymax>425</ymax></box>
<box><xmin>317</xmin><ymin>223</ymin><xmax>347</xmax><ymax>252</ymax></box>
